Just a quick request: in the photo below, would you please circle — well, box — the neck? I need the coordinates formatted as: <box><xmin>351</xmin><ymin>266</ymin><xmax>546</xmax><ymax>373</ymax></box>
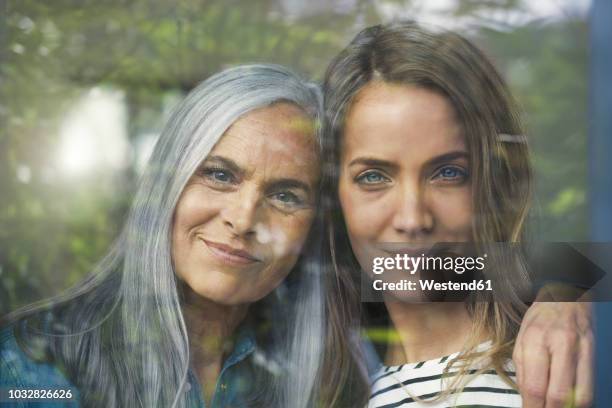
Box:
<box><xmin>181</xmin><ymin>284</ymin><xmax>249</xmax><ymax>402</ymax></box>
<box><xmin>382</xmin><ymin>297</ymin><xmax>476</xmax><ymax>364</ymax></box>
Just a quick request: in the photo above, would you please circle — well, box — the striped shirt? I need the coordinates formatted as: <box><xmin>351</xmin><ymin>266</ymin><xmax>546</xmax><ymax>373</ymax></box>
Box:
<box><xmin>368</xmin><ymin>343</ymin><xmax>521</xmax><ymax>408</ymax></box>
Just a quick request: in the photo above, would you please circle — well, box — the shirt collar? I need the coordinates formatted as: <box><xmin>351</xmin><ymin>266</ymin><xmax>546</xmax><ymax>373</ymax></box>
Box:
<box><xmin>222</xmin><ymin>324</ymin><xmax>255</xmax><ymax>368</ymax></box>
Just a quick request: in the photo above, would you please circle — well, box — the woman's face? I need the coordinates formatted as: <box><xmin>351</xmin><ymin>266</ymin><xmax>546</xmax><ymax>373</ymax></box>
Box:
<box><xmin>338</xmin><ymin>82</ymin><xmax>473</xmax><ymax>272</ymax></box>
<box><xmin>172</xmin><ymin>103</ymin><xmax>320</xmax><ymax>305</ymax></box>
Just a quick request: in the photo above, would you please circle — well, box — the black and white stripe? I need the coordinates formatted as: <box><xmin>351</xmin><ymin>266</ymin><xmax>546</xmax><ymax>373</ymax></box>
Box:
<box><xmin>368</xmin><ymin>344</ymin><xmax>521</xmax><ymax>408</ymax></box>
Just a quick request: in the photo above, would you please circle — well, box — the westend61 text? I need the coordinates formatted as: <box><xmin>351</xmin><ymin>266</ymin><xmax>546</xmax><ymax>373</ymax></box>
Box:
<box><xmin>373</xmin><ymin>279</ymin><xmax>493</xmax><ymax>291</ymax></box>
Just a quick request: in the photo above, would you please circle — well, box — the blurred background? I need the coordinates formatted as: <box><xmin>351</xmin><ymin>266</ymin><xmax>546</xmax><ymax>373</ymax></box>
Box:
<box><xmin>4</xmin><ymin>0</ymin><xmax>612</xmax><ymax>403</ymax></box>
<box><xmin>0</xmin><ymin>0</ymin><xmax>592</xmax><ymax>312</ymax></box>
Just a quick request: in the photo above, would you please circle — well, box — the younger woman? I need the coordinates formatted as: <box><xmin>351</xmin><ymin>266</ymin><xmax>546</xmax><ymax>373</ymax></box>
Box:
<box><xmin>323</xmin><ymin>22</ymin><xmax>592</xmax><ymax>408</ymax></box>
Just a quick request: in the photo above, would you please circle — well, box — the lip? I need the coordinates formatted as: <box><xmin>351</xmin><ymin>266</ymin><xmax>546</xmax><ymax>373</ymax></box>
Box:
<box><xmin>201</xmin><ymin>239</ymin><xmax>262</xmax><ymax>266</ymax></box>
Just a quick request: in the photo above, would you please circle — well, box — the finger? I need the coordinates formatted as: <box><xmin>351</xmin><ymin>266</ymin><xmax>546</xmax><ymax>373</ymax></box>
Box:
<box><xmin>514</xmin><ymin>309</ymin><xmax>537</xmax><ymax>390</ymax></box>
<box><xmin>513</xmin><ymin>340</ymin><xmax>524</xmax><ymax>389</ymax></box>
<box><xmin>515</xmin><ymin>352</ymin><xmax>523</xmax><ymax>390</ymax></box>
<box><xmin>544</xmin><ymin>333</ymin><xmax>578</xmax><ymax>408</ymax></box>
<box><xmin>520</xmin><ymin>339</ymin><xmax>549</xmax><ymax>408</ymax></box>
<box><xmin>574</xmin><ymin>334</ymin><xmax>594</xmax><ymax>407</ymax></box>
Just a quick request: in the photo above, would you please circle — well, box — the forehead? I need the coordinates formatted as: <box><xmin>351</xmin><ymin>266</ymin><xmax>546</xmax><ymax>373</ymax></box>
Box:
<box><xmin>210</xmin><ymin>103</ymin><xmax>319</xmax><ymax>178</ymax></box>
<box><xmin>343</xmin><ymin>82</ymin><xmax>465</xmax><ymax>158</ymax></box>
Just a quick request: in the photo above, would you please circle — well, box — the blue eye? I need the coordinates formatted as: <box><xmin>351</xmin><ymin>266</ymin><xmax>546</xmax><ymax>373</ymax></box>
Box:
<box><xmin>270</xmin><ymin>191</ymin><xmax>304</xmax><ymax>208</ymax></box>
<box><xmin>434</xmin><ymin>166</ymin><xmax>468</xmax><ymax>182</ymax></box>
<box><xmin>441</xmin><ymin>167</ymin><xmax>458</xmax><ymax>178</ymax></box>
<box><xmin>202</xmin><ymin>167</ymin><xmax>235</xmax><ymax>184</ymax></box>
<box><xmin>356</xmin><ymin>171</ymin><xmax>390</xmax><ymax>185</ymax></box>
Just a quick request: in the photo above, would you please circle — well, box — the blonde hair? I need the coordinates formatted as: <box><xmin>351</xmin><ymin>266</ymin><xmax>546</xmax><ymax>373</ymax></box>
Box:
<box><xmin>322</xmin><ymin>21</ymin><xmax>533</xmax><ymax>402</ymax></box>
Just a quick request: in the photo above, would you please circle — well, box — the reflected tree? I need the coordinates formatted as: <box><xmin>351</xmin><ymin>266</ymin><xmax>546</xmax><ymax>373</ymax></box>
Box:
<box><xmin>0</xmin><ymin>0</ymin><xmax>590</xmax><ymax>314</ymax></box>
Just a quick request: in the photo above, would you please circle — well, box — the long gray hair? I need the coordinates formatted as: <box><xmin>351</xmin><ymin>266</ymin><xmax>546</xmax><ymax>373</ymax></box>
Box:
<box><xmin>4</xmin><ymin>64</ymin><xmax>326</xmax><ymax>407</ymax></box>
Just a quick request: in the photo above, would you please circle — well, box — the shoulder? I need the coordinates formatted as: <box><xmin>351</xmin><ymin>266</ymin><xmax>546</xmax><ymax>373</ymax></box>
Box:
<box><xmin>0</xmin><ymin>325</ymin><xmax>80</xmax><ymax>405</ymax></box>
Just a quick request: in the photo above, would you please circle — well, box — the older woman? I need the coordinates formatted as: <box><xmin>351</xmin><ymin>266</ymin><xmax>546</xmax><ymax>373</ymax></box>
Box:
<box><xmin>0</xmin><ymin>64</ymin><xmax>344</xmax><ymax>407</ymax></box>
<box><xmin>322</xmin><ymin>22</ymin><xmax>593</xmax><ymax>408</ymax></box>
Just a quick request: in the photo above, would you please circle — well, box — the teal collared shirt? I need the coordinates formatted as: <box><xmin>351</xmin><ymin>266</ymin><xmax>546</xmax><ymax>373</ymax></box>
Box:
<box><xmin>0</xmin><ymin>325</ymin><xmax>256</xmax><ymax>407</ymax></box>
<box><xmin>187</xmin><ymin>326</ymin><xmax>257</xmax><ymax>407</ymax></box>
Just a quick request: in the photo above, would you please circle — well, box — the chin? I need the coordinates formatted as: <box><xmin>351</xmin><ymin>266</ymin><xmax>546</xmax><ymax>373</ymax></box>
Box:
<box><xmin>185</xmin><ymin>276</ymin><xmax>241</xmax><ymax>303</ymax></box>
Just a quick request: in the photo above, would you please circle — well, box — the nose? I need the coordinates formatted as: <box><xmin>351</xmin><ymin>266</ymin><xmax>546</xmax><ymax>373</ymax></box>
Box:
<box><xmin>391</xmin><ymin>181</ymin><xmax>434</xmax><ymax>238</ymax></box>
<box><xmin>220</xmin><ymin>187</ymin><xmax>260</xmax><ymax>238</ymax></box>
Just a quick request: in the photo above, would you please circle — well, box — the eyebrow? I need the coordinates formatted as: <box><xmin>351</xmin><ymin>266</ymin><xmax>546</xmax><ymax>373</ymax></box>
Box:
<box><xmin>348</xmin><ymin>151</ymin><xmax>469</xmax><ymax>169</ymax></box>
<box><xmin>348</xmin><ymin>157</ymin><xmax>397</xmax><ymax>168</ymax></box>
<box><xmin>426</xmin><ymin>151</ymin><xmax>469</xmax><ymax>167</ymax></box>
<box><xmin>204</xmin><ymin>155</ymin><xmax>312</xmax><ymax>193</ymax></box>
<box><xmin>202</xmin><ymin>155</ymin><xmax>244</xmax><ymax>176</ymax></box>
<box><xmin>267</xmin><ymin>179</ymin><xmax>312</xmax><ymax>194</ymax></box>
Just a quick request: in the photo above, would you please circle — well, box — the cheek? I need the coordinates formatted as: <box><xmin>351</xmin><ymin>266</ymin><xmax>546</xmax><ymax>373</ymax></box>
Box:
<box><xmin>171</xmin><ymin>188</ymin><xmax>220</xmax><ymax>275</ymax></box>
<box><xmin>338</xmin><ymin>181</ymin><xmax>384</xmax><ymax>272</ymax></box>
<box><xmin>250</xmin><ymin>213</ymin><xmax>314</xmax><ymax>294</ymax></box>
<box><xmin>431</xmin><ymin>188</ymin><xmax>473</xmax><ymax>233</ymax></box>
<box><xmin>339</xmin><ymin>180</ymin><xmax>390</xmax><ymax>240</ymax></box>
<box><xmin>262</xmin><ymin>210</ymin><xmax>314</xmax><ymax>264</ymax></box>
<box><xmin>173</xmin><ymin>188</ymin><xmax>220</xmax><ymax>232</ymax></box>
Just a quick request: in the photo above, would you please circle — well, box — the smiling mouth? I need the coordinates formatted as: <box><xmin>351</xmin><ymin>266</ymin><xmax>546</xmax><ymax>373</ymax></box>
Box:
<box><xmin>201</xmin><ymin>239</ymin><xmax>261</xmax><ymax>266</ymax></box>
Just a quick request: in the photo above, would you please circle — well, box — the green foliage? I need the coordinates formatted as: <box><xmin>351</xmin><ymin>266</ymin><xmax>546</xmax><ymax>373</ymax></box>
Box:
<box><xmin>480</xmin><ymin>19</ymin><xmax>589</xmax><ymax>239</ymax></box>
<box><xmin>0</xmin><ymin>0</ymin><xmax>590</xmax><ymax>314</ymax></box>
<box><xmin>0</xmin><ymin>0</ymin><xmax>361</xmax><ymax>315</ymax></box>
